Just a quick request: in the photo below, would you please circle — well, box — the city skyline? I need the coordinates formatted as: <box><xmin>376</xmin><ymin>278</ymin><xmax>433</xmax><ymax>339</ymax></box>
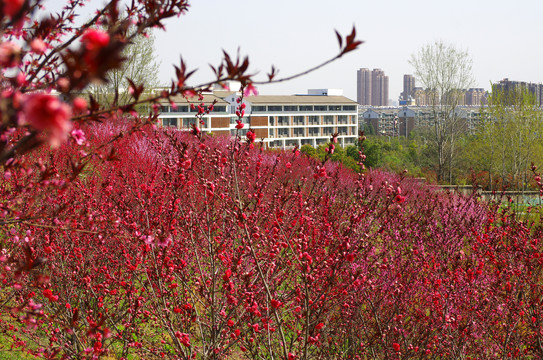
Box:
<box><xmin>357</xmin><ymin>68</ymin><xmax>389</xmax><ymax>106</ymax></box>
<box><xmin>46</xmin><ymin>0</ymin><xmax>543</xmax><ymax>102</ymax></box>
<box><xmin>151</xmin><ymin>0</ymin><xmax>543</xmax><ymax>102</ymax></box>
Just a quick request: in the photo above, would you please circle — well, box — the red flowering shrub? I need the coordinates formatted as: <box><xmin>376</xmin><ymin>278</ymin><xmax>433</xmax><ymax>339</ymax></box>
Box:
<box><xmin>1</xmin><ymin>121</ymin><xmax>542</xmax><ymax>359</ymax></box>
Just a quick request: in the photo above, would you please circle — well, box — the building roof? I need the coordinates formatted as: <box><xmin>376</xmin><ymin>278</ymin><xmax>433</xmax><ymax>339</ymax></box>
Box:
<box><xmin>159</xmin><ymin>94</ymin><xmax>229</xmax><ymax>105</ymax></box>
<box><xmin>212</xmin><ymin>90</ymin><xmax>237</xmax><ymax>98</ymax></box>
<box><xmin>245</xmin><ymin>95</ymin><xmax>357</xmax><ymax>105</ymax></box>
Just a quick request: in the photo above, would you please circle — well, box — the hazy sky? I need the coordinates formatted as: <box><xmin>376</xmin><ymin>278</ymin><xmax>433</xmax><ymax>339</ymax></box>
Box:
<box><xmin>48</xmin><ymin>0</ymin><xmax>543</xmax><ymax>102</ymax></box>
<box><xmin>152</xmin><ymin>0</ymin><xmax>543</xmax><ymax>102</ymax></box>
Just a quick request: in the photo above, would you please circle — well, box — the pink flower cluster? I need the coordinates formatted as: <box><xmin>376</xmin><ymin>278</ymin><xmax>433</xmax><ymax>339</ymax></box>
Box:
<box><xmin>21</xmin><ymin>93</ymin><xmax>72</xmax><ymax>147</ymax></box>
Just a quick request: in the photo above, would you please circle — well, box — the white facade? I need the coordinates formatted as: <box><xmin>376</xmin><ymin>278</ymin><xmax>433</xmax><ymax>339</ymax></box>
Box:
<box><xmin>158</xmin><ymin>90</ymin><xmax>359</xmax><ymax>149</ymax></box>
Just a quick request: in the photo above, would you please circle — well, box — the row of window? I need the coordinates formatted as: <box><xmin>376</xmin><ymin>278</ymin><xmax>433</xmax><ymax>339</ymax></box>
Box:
<box><xmin>161</xmin><ymin>105</ymin><xmax>228</xmax><ymax>113</ymax></box>
<box><xmin>270</xmin><ymin>126</ymin><xmax>352</xmax><ymax>137</ymax></box>
<box><xmin>162</xmin><ymin>118</ymin><xmax>208</xmax><ymax>128</ymax></box>
<box><xmin>161</xmin><ymin>104</ymin><xmax>357</xmax><ymax>114</ymax></box>
<box><xmin>268</xmin><ymin>137</ymin><xmax>357</xmax><ymax>148</ymax></box>
<box><xmin>269</xmin><ymin>115</ymin><xmax>354</xmax><ymax>126</ymax></box>
<box><xmin>163</xmin><ymin>115</ymin><xmax>356</xmax><ymax>128</ymax></box>
<box><xmin>252</xmin><ymin>104</ymin><xmax>357</xmax><ymax>113</ymax></box>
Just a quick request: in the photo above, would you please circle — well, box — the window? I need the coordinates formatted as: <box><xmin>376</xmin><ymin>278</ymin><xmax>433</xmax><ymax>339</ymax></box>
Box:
<box><xmin>269</xmin><ymin>128</ymin><xmax>274</xmax><ymax>137</ymax></box>
<box><xmin>269</xmin><ymin>116</ymin><xmax>275</xmax><ymax>126</ymax></box>
<box><xmin>277</xmin><ymin>128</ymin><xmax>289</xmax><ymax>137</ymax></box>
<box><xmin>182</xmin><ymin>118</ymin><xmax>193</xmax><ymax>127</ymax></box>
<box><xmin>316</xmin><ymin>138</ymin><xmax>327</xmax><ymax>146</ymax></box>
<box><xmin>284</xmin><ymin>105</ymin><xmax>298</xmax><ymax>112</ymax></box>
<box><xmin>161</xmin><ymin>106</ymin><xmax>170</xmax><ymax>113</ymax></box>
<box><xmin>328</xmin><ymin>105</ymin><xmax>341</xmax><ymax>111</ymax></box>
<box><xmin>286</xmin><ymin>140</ymin><xmax>298</xmax><ymax>147</ymax></box>
<box><xmin>231</xmin><ymin>128</ymin><xmax>248</xmax><ymax>136</ymax></box>
<box><xmin>171</xmin><ymin>105</ymin><xmax>188</xmax><ymax>113</ymax></box>
<box><xmin>293</xmin><ymin>116</ymin><xmax>305</xmax><ymax>126</ymax></box>
<box><xmin>268</xmin><ymin>105</ymin><xmax>282</xmax><ymax>112</ymax></box>
<box><xmin>314</xmin><ymin>105</ymin><xmax>327</xmax><ymax>112</ymax></box>
<box><xmin>308</xmin><ymin>116</ymin><xmax>319</xmax><ymax>125</ymax></box>
<box><xmin>323</xmin><ymin>127</ymin><xmax>334</xmax><ymax>135</ymax></box>
<box><xmin>337</xmin><ymin>115</ymin><xmax>348</xmax><ymax>124</ymax></box>
<box><xmin>253</xmin><ymin>105</ymin><xmax>267</xmax><ymax>112</ymax></box>
<box><xmin>299</xmin><ymin>105</ymin><xmax>313</xmax><ymax>111</ymax></box>
<box><xmin>323</xmin><ymin>115</ymin><xmax>334</xmax><ymax>125</ymax></box>
<box><xmin>338</xmin><ymin>126</ymin><xmax>347</xmax><ymax>134</ymax></box>
<box><xmin>277</xmin><ymin>116</ymin><xmax>290</xmax><ymax>126</ymax></box>
<box><xmin>162</xmin><ymin>118</ymin><xmax>178</xmax><ymax>127</ymax></box>
<box><xmin>213</xmin><ymin>106</ymin><xmax>226</xmax><ymax>113</ymax></box>
<box><xmin>293</xmin><ymin>127</ymin><xmax>304</xmax><ymax>137</ymax></box>
<box><xmin>308</xmin><ymin>127</ymin><xmax>319</xmax><ymax>136</ymax></box>
<box><xmin>343</xmin><ymin>105</ymin><xmax>357</xmax><ymax>111</ymax></box>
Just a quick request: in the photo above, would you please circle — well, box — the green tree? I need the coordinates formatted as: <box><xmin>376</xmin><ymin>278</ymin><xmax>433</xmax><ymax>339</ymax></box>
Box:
<box><xmin>361</xmin><ymin>137</ymin><xmax>383</xmax><ymax>168</ymax></box>
<box><xmin>300</xmin><ymin>144</ymin><xmax>317</xmax><ymax>158</ymax></box>
<box><xmin>345</xmin><ymin>145</ymin><xmax>360</xmax><ymax>162</ymax></box>
<box><xmin>471</xmin><ymin>87</ymin><xmax>543</xmax><ymax>190</ymax></box>
<box><xmin>88</xmin><ymin>30</ymin><xmax>160</xmax><ymax>108</ymax></box>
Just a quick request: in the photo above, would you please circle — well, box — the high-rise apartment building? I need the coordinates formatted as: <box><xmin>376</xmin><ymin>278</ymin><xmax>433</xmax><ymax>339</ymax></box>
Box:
<box><xmin>356</xmin><ymin>68</ymin><xmax>371</xmax><ymax>105</ymax></box>
<box><xmin>465</xmin><ymin>88</ymin><xmax>487</xmax><ymax>106</ymax></box>
<box><xmin>356</xmin><ymin>68</ymin><xmax>389</xmax><ymax>106</ymax></box>
<box><xmin>493</xmin><ymin>78</ymin><xmax>543</xmax><ymax>106</ymax></box>
<box><xmin>402</xmin><ymin>75</ymin><xmax>415</xmax><ymax>101</ymax></box>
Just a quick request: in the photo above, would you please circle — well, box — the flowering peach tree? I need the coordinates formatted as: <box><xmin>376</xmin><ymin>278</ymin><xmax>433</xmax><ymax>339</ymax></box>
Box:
<box><xmin>1</xmin><ymin>0</ymin><xmax>543</xmax><ymax>360</ymax></box>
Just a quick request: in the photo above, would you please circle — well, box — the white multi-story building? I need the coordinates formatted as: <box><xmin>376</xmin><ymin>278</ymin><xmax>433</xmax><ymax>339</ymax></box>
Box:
<box><xmin>158</xmin><ymin>89</ymin><xmax>359</xmax><ymax>149</ymax></box>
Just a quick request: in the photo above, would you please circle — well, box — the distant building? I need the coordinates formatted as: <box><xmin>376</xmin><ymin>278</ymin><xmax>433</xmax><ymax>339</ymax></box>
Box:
<box><xmin>356</xmin><ymin>68</ymin><xmax>371</xmax><ymax>105</ymax></box>
<box><xmin>412</xmin><ymin>87</ymin><xmax>430</xmax><ymax>106</ymax></box>
<box><xmin>361</xmin><ymin>105</ymin><xmax>486</xmax><ymax>138</ymax></box>
<box><xmin>402</xmin><ymin>74</ymin><xmax>415</xmax><ymax>101</ymax></box>
<box><xmin>492</xmin><ymin>78</ymin><xmax>543</xmax><ymax>106</ymax></box>
<box><xmin>465</xmin><ymin>88</ymin><xmax>487</xmax><ymax>106</ymax></box>
<box><xmin>356</xmin><ymin>68</ymin><xmax>389</xmax><ymax>106</ymax></box>
<box><xmin>158</xmin><ymin>89</ymin><xmax>359</xmax><ymax>149</ymax></box>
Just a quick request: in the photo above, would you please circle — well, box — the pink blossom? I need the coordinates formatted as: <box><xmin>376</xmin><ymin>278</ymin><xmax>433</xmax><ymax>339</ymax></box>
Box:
<box><xmin>16</xmin><ymin>72</ymin><xmax>26</xmax><ymax>86</ymax></box>
<box><xmin>82</xmin><ymin>29</ymin><xmax>110</xmax><ymax>51</ymax></box>
<box><xmin>72</xmin><ymin>97</ymin><xmax>88</xmax><ymax>113</ymax></box>
<box><xmin>30</xmin><ymin>38</ymin><xmax>47</xmax><ymax>54</ymax></box>
<box><xmin>71</xmin><ymin>128</ymin><xmax>86</xmax><ymax>145</ymax></box>
<box><xmin>22</xmin><ymin>93</ymin><xmax>72</xmax><ymax>147</ymax></box>
<box><xmin>174</xmin><ymin>332</ymin><xmax>190</xmax><ymax>347</ymax></box>
<box><xmin>2</xmin><ymin>0</ymin><xmax>24</xmax><ymax>19</ymax></box>
<box><xmin>0</xmin><ymin>41</ymin><xmax>21</xmax><ymax>68</ymax></box>
<box><xmin>395</xmin><ymin>194</ymin><xmax>406</xmax><ymax>204</ymax></box>
<box><xmin>243</xmin><ymin>83</ymin><xmax>258</xmax><ymax>97</ymax></box>
<box><xmin>246</xmin><ymin>129</ymin><xmax>256</xmax><ymax>143</ymax></box>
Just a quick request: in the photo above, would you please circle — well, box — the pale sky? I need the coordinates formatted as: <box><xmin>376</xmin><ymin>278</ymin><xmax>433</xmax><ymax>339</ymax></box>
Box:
<box><xmin>47</xmin><ymin>0</ymin><xmax>543</xmax><ymax>103</ymax></box>
<box><xmin>153</xmin><ymin>0</ymin><xmax>543</xmax><ymax>103</ymax></box>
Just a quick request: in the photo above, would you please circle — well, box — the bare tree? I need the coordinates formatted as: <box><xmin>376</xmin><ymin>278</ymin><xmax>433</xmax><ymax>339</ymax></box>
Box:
<box><xmin>88</xmin><ymin>30</ymin><xmax>161</xmax><ymax>108</ymax></box>
<box><xmin>409</xmin><ymin>40</ymin><xmax>474</xmax><ymax>182</ymax></box>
